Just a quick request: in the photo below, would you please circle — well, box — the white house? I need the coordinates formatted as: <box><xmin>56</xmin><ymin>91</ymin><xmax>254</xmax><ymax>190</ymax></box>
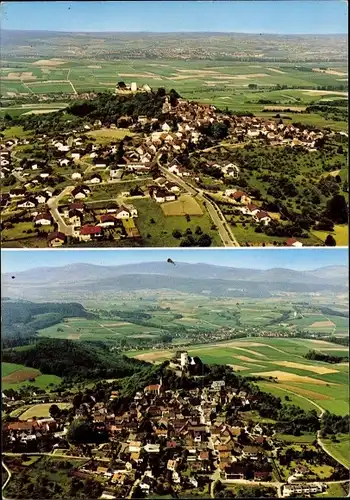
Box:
<box><xmin>153</xmin><ymin>189</ymin><xmax>176</xmax><ymax>203</ymax></box>
<box><xmin>129</xmin><ymin>441</ymin><xmax>141</xmax><ymax>453</ymax></box>
<box><xmin>162</xmin><ymin>122</ymin><xmax>171</xmax><ymax>132</ymax></box>
<box><xmin>17</xmin><ymin>199</ymin><xmax>37</xmax><ymax>208</ymax></box>
<box><xmin>123</xmin><ymin>204</ymin><xmax>138</xmax><ymax>218</ymax></box>
<box><xmin>71</xmin><ymin>172</ymin><xmax>82</xmax><ymax>180</ymax></box>
<box><xmin>221</xmin><ymin>163</ymin><xmax>240</xmax><ymax>178</ymax></box>
<box><xmin>144</xmin><ymin>443</ymin><xmax>160</xmax><ymax>453</ymax></box>
<box><xmin>57</xmin><ymin>145</ymin><xmax>70</xmax><ymax>152</ymax></box>
<box><xmin>34</xmin><ymin>213</ymin><xmax>52</xmax><ymax>225</ymax></box>
<box><xmin>254</xmin><ymin>210</ymin><xmax>271</xmax><ymax>225</ymax></box>
<box><xmin>35</xmin><ymin>194</ymin><xmax>47</xmax><ymax>204</ymax></box>
<box><xmin>71</xmin><ymin>153</ymin><xmax>81</xmax><ymax>160</ymax></box>
<box><xmin>59</xmin><ymin>159</ymin><xmax>70</xmax><ymax>166</ymax></box>
<box><xmin>115</xmin><ymin>208</ymin><xmax>131</xmax><ymax>219</ymax></box>
<box><xmin>87</xmin><ymin>175</ymin><xmax>102</xmax><ymax>184</ymax></box>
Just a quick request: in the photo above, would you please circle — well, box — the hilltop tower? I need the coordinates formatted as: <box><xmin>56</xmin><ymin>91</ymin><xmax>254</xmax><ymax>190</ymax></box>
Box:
<box><xmin>180</xmin><ymin>351</ymin><xmax>189</xmax><ymax>368</ymax></box>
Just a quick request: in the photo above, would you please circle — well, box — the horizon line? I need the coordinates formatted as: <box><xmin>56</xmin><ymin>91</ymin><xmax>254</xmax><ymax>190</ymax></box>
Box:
<box><xmin>2</xmin><ymin>28</ymin><xmax>348</xmax><ymax>36</ymax></box>
<box><xmin>1</xmin><ymin>261</ymin><xmax>346</xmax><ymax>274</ymax></box>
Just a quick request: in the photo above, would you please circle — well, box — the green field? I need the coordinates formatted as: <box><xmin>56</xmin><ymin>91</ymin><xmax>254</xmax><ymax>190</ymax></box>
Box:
<box><xmin>132</xmin><ymin>198</ymin><xmax>222</xmax><ymax>246</ymax></box>
<box><xmin>321</xmin><ymin>434</ymin><xmax>350</xmax><ymax>468</ymax></box>
<box><xmin>86</xmin><ymin>127</ymin><xmax>135</xmax><ymax>143</ymax></box>
<box><xmin>312</xmin><ymin>225</ymin><xmax>349</xmax><ymax>247</ymax></box>
<box><xmin>1</xmin><ymin>59</ymin><xmax>347</xmax><ymax>131</ymax></box>
<box><xmin>19</xmin><ymin>403</ymin><xmax>72</xmax><ymax>420</ymax></box>
<box><xmin>2</xmin><ymin>362</ymin><xmax>62</xmax><ymax>390</ymax></box>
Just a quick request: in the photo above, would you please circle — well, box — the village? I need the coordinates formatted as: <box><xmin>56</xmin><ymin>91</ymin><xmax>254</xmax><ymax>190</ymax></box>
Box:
<box><xmin>2</xmin><ymin>351</ymin><xmax>348</xmax><ymax>499</ymax></box>
<box><xmin>1</xmin><ymin>82</ymin><xmax>340</xmax><ymax>248</ymax></box>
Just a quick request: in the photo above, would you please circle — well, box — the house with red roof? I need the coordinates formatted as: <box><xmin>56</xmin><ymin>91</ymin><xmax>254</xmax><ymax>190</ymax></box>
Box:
<box><xmin>79</xmin><ymin>225</ymin><xmax>102</xmax><ymax>241</ymax></box>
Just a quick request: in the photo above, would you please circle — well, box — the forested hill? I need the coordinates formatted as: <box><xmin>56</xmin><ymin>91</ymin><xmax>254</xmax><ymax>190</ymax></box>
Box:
<box><xmin>2</xmin><ymin>338</ymin><xmax>148</xmax><ymax>381</ymax></box>
<box><xmin>17</xmin><ymin>90</ymin><xmax>176</xmax><ymax>134</ymax></box>
<box><xmin>1</xmin><ymin>299</ymin><xmax>95</xmax><ymax>339</ymax></box>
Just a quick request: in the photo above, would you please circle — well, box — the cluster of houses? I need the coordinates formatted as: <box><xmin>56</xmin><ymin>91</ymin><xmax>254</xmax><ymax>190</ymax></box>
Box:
<box><xmin>224</xmin><ymin>189</ymin><xmax>272</xmax><ymax>226</ymax></box>
<box><xmin>47</xmin><ymin>200</ymin><xmax>140</xmax><ymax>246</ymax></box>
<box><xmin>0</xmin><ymin>90</ymin><xmax>338</xmax><ymax>248</ymax></box>
<box><xmin>2</xmin><ymin>353</ymin><xmax>333</xmax><ymax>499</ymax></box>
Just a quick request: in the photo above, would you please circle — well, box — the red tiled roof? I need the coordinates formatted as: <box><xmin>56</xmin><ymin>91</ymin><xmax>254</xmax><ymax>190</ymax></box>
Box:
<box><xmin>80</xmin><ymin>225</ymin><xmax>102</xmax><ymax>235</ymax></box>
<box><xmin>231</xmin><ymin>191</ymin><xmax>246</xmax><ymax>199</ymax></box>
<box><xmin>255</xmin><ymin>210</ymin><xmax>270</xmax><ymax>219</ymax></box>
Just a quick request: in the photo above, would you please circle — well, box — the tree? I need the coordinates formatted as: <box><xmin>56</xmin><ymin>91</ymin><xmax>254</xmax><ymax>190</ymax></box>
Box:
<box><xmin>197</xmin><ymin>233</ymin><xmax>212</xmax><ymax>247</ymax></box>
<box><xmin>325</xmin><ymin>194</ymin><xmax>348</xmax><ymax>224</ymax></box>
<box><xmin>325</xmin><ymin>234</ymin><xmax>336</xmax><ymax>246</ymax></box>
<box><xmin>49</xmin><ymin>403</ymin><xmax>61</xmax><ymax>419</ymax></box>
<box><xmin>172</xmin><ymin>229</ymin><xmax>182</xmax><ymax>239</ymax></box>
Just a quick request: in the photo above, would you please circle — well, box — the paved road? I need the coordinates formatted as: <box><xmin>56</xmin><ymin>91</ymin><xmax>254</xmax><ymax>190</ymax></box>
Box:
<box><xmin>158</xmin><ymin>162</ymin><xmax>239</xmax><ymax>247</ymax></box>
<box><xmin>2</xmin><ymin>460</ymin><xmax>12</xmax><ymax>497</ymax></box>
<box><xmin>47</xmin><ymin>186</ymin><xmax>75</xmax><ymax>236</ymax></box>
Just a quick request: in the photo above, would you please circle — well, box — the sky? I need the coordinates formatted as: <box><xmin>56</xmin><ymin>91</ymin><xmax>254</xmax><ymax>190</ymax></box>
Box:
<box><xmin>1</xmin><ymin>1</ymin><xmax>348</xmax><ymax>34</ymax></box>
<box><xmin>1</xmin><ymin>248</ymin><xmax>348</xmax><ymax>273</ymax></box>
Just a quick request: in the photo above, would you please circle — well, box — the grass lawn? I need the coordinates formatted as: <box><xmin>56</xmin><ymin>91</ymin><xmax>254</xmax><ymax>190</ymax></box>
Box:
<box><xmin>133</xmin><ymin>197</ymin><xmax>222</xmax><ymax>246</ymax></box>
<box><xmin>1</xmin><ymin>126</ymin><xmax>34</xmax><ymax>139</ymax></box>
<box><xmin>275</xmin><ymin>433</ymin><xmax>316</xmax><ymax>444</ymax></box>
<box><xmin>2</xmin><ymin>362</ymin><xmax>30</xmax><ymax>377</ymax></box>
<box><xmin>2</xmin><ymin>361</ymin><xmax>62</xmax><ymax>390</ymax></box>
<box><xmin>321</xmin><ymin>434</ymin><xmax>350</xmax><ymax>468</ymax></box>
<box><xmin>312</xmin><ymin>225</ymin><xmax>348</xmax><ymax>246</ymax></box>
<box><xmin>19</xmin><ymin>403</ymin><xmax>72</xmax><ymax>420</ymax></box>
<box><xmin>258</xmin><ymin>382</ymin><xmax>321</xmax><ymax>414</ymax></box>
<box><xmin>230</xmin><ymin>222</ymin><xmax>323</xmax><ymax>247</ymax></box>
<box><xmin>161</xmin><ymin>194</ymin><xmax>203</xmax><ymax>216</ymax></box>
<box><xmin>1</xmin><ymin>222</ymin><xmax>54</xmax><ymax>242</ymax></box>
<box><xmin>319</xmin><ymin>483</ymin><xmax>349</xmax><ymax>497</ymax></box>
<box><xmin>86</xmin><ymin>127</ymin><xmax>135</xmax><ymax>143</ymax></box>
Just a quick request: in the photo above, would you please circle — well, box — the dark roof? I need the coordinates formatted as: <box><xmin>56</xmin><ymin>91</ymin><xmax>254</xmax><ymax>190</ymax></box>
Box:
<box><xmin>70</xmin><ymin>202</ymin><xmax>85</xmax><ymax>210</ymax></box>
<box><xmin>10</xmin><ymin>188</ymin><xmax>26</xmax><ymax>195</ymax></box>
<box><xmin>69</xmin><ymin>209</ymin><xmax>83</xmax><ymax>219</ymax></box>
<box><xmin>100</xmin><ymin>214</ymin><xmax>116</xmax><ymax>223</ymax></box>
<box><xmin>47</xmin><ymin>232</ymin><xmax>66</xmax><ymax>242</ymax></box>
<box><xmin>34</xmin><ymin>212</ymin><xmax>52</xmax><ymax>222</ymax></box>
<box><xmin>154</xmin><ymin>188</ymin><xmax>173</xmax><ymax>198</ymax></box>
<box><xmin>17</xmin><ymin>198</ymin><xmax>38</xmax><ymax>205</ymax></box>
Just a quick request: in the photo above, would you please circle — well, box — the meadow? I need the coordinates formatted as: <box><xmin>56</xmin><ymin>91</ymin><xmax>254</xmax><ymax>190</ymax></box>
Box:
<box><xmin>18</xmin><ymin>403</ymin><xmax>72</xmax><ymax>420</ymax></box>
<box><xmin>321</xmin><ymin>434</ymin><xmax>350</xmax><ymax>469</ymax></box>
<box><xmin>1</xmin><ymin>362</ymin><xmax>62</xmax><ymax>390</ymax></box>
<box><xmin>1</xmin><ymin>58</ymin><xmax>347</xmax><ymax>131</ymax></box>
<box><xmin>132</xmin><ymin>198</ymin><xmax>222</xmax><ymax>246</ymax></box>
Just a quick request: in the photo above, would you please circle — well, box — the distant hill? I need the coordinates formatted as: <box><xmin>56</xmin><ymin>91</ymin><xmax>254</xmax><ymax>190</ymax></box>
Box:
<box><xmin>1</xmin><ymin>300</ymin><xmax>95</xmax><ymax>339</ymax></box>
<box><xmin>2</xmin><ymin>338</ymin><xmax>148</xmax><ymax>381</ymax></box>
<box><xmin>1</xmin><ymin>262</ymin><xmax>347</xmax><ymax>302</ymax></box>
